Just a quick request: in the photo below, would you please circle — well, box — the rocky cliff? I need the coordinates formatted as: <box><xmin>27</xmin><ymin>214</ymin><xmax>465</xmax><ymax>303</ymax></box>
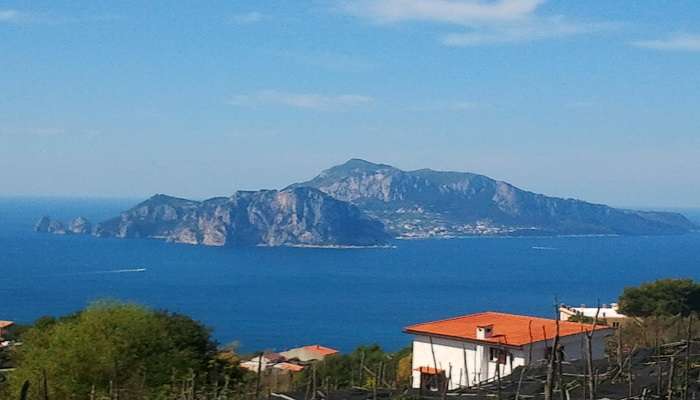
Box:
<box><xmin>35</xmin><ymin>216</ymin><xmax>92</xmax><ymax>235</ymax></box>
<box><xmin>90</xmin><ymin>187</ymin><xmax>389</xmax><ymax>247</ymax></box>
<box><xmin>290</xmin><ymin>159</ymin><xmax>697</xmax><ymax>237</ymax></box>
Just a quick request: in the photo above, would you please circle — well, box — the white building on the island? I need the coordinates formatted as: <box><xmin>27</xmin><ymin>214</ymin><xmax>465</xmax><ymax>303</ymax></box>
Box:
<box><xmin>405</xmin><ymin>311</ymin><xmax>613</xmax><ymax>391</ymax></box>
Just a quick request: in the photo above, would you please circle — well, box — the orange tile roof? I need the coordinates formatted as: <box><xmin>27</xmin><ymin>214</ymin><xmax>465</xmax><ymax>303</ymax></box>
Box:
<box><xmin>274</xmin><ymin>362</ymin><xmax>305</xmax><ymax>372</ymax></box>
<box><xmin>404</xmin><ymin>312</ymin><xmax>612</xmax><ymax>348</ymax></box>
<box><xmin>303</xmin><ymin>345</ymin><xmax>339</xmax><ymax>357</ymax></box>
<box><xmin>0</xmin><ymin>321</ymin><xmax>14</xmax><ymax>329</ymax></box>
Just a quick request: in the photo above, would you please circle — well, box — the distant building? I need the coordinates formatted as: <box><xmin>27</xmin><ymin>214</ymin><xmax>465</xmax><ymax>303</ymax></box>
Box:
<box><xmin>280</xmin><ymin>344</ymin><xmax>339</xmax><ymax>362</ymax></box>
<box><xmin>240</xmin><ymin>353</ymin><xmax>286</xmax><ymax>372</ymax></box>
<box><xmin>405</xmin><ymin>312</ymin><xmax>613</xmax><ymax>391</ymax></box>
<box><xmin>559</xmin><ymin>303</ymin><xmax>628</xmax><ymax>327</ymax></box>
<box><xmin>240</xmin><ymin>344</ymin><xmax>339</xmax><ymax>373</ymax></box>
<box><xmin>0</xmin><ymin>320</ymin><xmax>14</xmax><ymax>348</ymax></box>
<box><xmin>0</xmin><ymin>320</ymin><xmax>14</xmax><ymax>338</ymax></box>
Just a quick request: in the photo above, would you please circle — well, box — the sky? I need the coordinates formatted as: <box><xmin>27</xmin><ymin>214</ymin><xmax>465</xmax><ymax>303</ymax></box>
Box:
<box><xmin>1</xmin><ymin>1</ymin><xmax>699</xmax><ymax>208</ymax></box>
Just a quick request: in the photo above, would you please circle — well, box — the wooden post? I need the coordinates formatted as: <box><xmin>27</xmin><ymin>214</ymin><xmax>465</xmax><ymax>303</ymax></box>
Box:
<box><xmin>312</xmin><ymin>363</ymin><xmax>317</xmax><ymax>400</ymax></box>
<box><xmin>585</xmin><ymin>305</ymin><xmax>601</xmax><ymax>400</ymax></box>
<box><xmin>516</xmin><ymin>320</ymin><xmax>534</xmax><ymax>400</ymax></box>
<box><xmin>42</xmin><ymin>369</ymin><xmax>49</xmax><ymax>400</ymax></box>
<box><xmin>372</xmin><ymin>365</ymin><xmax>377</xmax><ymax>400</ymax></box>
<box><xmin>667</xmin><ymin>355</ymin><xmax>676</xmax><ymax>400</ymax></box>
<box><xmin>255</xmin><ymin>353</ymin><xmax>264</xmax><ymax>400</ymax></box>
<box><xmin>656</xmin><ymin>326</ymin><xmax>662</xmax><ymax>398</ymax></box>
<box><xmin>683</xmin><ymin>314</ymin><xmax>694</xmax><ymax>400</ymax></box>
<box><xmin>496</xmin><ymin>361</ymin><xmax>502</xmax><ymax>400</ymax></box>
<box><xmin>18</xmin><ymin>381</ymin><xmax>30</xmax><ymax>400</ymax></box>
<box><xmin>429</xmin><ymin>336</ymin><xmax>439</xmax><ymax>378</ymax></box>
<box><xmin>359</xmin><ymin>350</ymin><xmax>365</xmax><ymax>386</ymax></box>
<box><xmin>462</xmin><ymin>343</ymin><xmax>469</xmax><ymax>388</ymax></box>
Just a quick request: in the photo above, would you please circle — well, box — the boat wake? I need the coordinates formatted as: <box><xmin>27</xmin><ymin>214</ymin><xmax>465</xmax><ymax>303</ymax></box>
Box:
<box><xmin>91</xmin><ymin>268</ymin><xmax>147</xmax><ymax>274</ymax></box>
<box><xmin>531</xmin><ymin>246</ymin><xmax>557</xmax><ymax>251</ymax></box>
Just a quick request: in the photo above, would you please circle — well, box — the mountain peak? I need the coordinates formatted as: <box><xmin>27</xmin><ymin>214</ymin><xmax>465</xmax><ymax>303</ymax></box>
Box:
<box><xmin>335</xmin><ymin>159</ymin><xmax>395</xmax><ymax>172</ymax></box>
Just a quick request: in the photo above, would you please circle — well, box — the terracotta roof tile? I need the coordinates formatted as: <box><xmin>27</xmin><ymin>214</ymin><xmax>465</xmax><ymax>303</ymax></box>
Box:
<box><xmin>404</xmin><ymin>311</ymin><xmax>611</xmax><ymax>347</ymax></box>
<box><xmin>303</xmin><ymin>345</ymin><xmax>339</xmax><ymax>357</ymax></box>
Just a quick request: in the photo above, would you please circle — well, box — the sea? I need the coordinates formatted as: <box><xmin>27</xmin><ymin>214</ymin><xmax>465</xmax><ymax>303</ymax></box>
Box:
<box><xmin>1</xmin><ymin>197</ymin><xmax>699</xmax><ymax>353</ymax></box>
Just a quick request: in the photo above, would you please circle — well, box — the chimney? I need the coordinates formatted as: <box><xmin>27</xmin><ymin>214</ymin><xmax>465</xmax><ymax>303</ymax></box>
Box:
<box><xmin>476</xmin><ymin>324</ymin><xmax>494</xmax><ymax>339</ymax></box>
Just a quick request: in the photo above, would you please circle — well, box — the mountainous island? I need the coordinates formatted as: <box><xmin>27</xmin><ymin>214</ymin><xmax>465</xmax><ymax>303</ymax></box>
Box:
<box><xmin>291</xmin><ymin>159</ymin><xmax>697</xmax><ymax>238</ymax></box>
<box><xmin>35</xmin><ymin>159</ymin><xmax>696</xmax><ymax>247</ymax></box>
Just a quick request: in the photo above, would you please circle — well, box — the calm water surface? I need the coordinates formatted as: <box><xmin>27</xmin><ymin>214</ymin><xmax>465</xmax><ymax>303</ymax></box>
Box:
<box><xmin>1</xmin><ymin>198</ymin><xmax>699</xmax><ymax>352</ymax></box>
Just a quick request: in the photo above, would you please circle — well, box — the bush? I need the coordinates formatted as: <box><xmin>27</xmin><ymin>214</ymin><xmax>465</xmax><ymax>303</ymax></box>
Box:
<box><xmin>618</xmin><ymin>279</ymin><xmax>700</xmax><ymax>318</ymax></box>
<box><xmin>6</xmin><ymin>301</ymin><xmax>220</xmax><ymax>400</ymax></box>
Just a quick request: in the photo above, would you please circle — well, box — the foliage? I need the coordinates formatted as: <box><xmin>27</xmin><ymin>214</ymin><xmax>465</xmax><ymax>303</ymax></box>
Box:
<box><xmin>297</xmin><ymin>344</ymin><xmax>412</xmax><ymax>391</ymax></box>
<box><xmin>5</xmin><ymin>301</ymin><xmax>232</xmax><ymax>400</ymax></box>
<box><xmin>618</xmin><ymin>278</ymin><xmax>700</xmax><ymax>317</ymax></box>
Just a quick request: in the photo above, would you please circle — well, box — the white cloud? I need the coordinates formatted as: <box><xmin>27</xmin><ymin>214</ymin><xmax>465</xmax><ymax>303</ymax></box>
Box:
<box><xmin>229</xmin><ymin>12</ymin><xmax>265</xmax><ymax>24</ymax></box>
<box><xmin>339</xmin><ymin>0</ymin><xmax>543</xmax><ymax>24</ymax></box>
<box><xmin>228</xmin><ymin>90</ymin><xmax>374</xmax><ymax>110</ymax></box>
<box><xmin>441</xmin><ymin>16</ymin><xmax>614</xmax><ymax>46</ymax></box>
<box><xmin>631</xmin><ymin>34</ymin><xmax>700</xmax><ymax>52</ymax></box>
<box><xmin>338</xmin><ymin>0</ymin><xmax>614</xmax><ymax>46</ymax></box>
<box><xmin>0</xmin><ymin>9</ymin><xmax>120</xmax><ymax>25</ymax></box>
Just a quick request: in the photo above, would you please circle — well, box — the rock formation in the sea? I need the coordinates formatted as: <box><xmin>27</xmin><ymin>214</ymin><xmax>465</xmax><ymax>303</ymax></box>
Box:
<box><xmin>35</xmin><ymin>216</ymin><xmax>93</xmax><ymax>235</ymax></box>
<box><xmin>92</xmin><ymin>187</ymin><xmax>389</xmax><ymax>247</ymax></box>
<box><xmin>34</xmin><ymin>216</ymin><xmax>68</xmax><ymax>234</ymax></box>
<box><xmin>68</xmin><ymin>217</ymin><xmax>92</xmax><ymax>234</ymax></box>
<box><xmin>290</xmin><ymin>159</ymin><xmax>697</xmax><ymax>237</ymax></box>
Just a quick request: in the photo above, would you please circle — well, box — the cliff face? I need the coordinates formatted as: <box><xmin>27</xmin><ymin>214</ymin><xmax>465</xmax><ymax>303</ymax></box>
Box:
<box><xmin>291</xmin><ymin>159</ymin><xmax>697</xmax><ymax>237</ymax></box>
<box><xmin>92</xmin><ymin>188</ymin><xmax>389</xmax><ymax>247</ymax></box>
<box><xmin>35</xmin><ymin>216</ymin><xmax>92</xmax><ymax>235</ymax></box>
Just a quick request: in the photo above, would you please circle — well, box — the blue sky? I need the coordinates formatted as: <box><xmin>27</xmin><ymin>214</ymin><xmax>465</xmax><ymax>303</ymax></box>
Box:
<box><xmin>1</xmin><ymin>1</ymin><xmax>699</xmax><ymax>208</ymax></box>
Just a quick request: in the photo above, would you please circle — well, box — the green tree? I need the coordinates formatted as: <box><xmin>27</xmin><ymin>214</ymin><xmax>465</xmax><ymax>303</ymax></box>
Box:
<box><xmin>7</xmin><ymin>301</ymin><xmax>219</xmax><ymax>400</ymax></box>
<box><xmin>618</xmin><ymin>278</ymin><xmax>700</xmax><ymax>318</ymax></box>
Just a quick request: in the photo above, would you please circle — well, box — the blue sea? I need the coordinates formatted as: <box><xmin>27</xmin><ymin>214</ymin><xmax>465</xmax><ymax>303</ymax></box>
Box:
<box><xmin>1</xmin><ymin>198</ymin><xmax>699</xmax><ymax>353</ymax></box>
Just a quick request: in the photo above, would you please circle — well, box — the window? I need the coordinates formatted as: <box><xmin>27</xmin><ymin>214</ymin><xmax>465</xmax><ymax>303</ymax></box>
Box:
<box><xmin>490</xmin><ymin>347</ymin><xmax>509</xmax><ymax>364</ymax></box>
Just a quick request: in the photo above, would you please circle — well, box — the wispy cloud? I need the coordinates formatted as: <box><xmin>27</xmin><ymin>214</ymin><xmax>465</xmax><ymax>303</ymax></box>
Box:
<box><xmin>441</xmin><ymin>16</ymin><xmax>615</xmax><ymax>46</ymax></box>
<box><xmin>631</xmin><ymin>34</ymin><xmax>700</xmax><ymax>52</ymax></box>
<box><xmin>228</xmin><ymin>11</ymin><xmax>266</xmax><ymax>25</ymax></box>
<box><xmin>228</xmin><ymin>90</ymin><xmax>374</xmax><ymax>110</ymax></box>
<box><xmin>337</xmin><ymin>0</ymin><xmax>615</xmax><ymax>46</ymax></box>
<box><xmin>339</xmin><ymin>0</ymin><xmax>543</xmax><ymax>24</ymax></box>
<box><xmin>0</xmin><ymin>9</ymin><xmax>121</xmax><ymax>25</ymax></box>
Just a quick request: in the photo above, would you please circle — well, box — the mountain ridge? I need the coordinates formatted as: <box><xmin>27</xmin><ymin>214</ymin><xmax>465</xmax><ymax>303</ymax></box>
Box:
<box><xmin>35</xmin><ymin>159</ymin><xmax>696</xmax><ymax>247</ymax></box>
<box><xmin>37</xmin><ymin>187</ymin><xmax>390</xmax><ymax>248</ymax></box>
<box><xmin>290</xmin><ymin>159</ymin><xmax>696</xmax><ymax>238</ymax></box>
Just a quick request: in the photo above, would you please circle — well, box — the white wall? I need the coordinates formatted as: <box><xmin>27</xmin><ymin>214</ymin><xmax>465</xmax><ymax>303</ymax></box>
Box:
<box><xmin>410</xmin><ymin>329</ymin><xmax>611</xmax><ymax>390</ymax></box>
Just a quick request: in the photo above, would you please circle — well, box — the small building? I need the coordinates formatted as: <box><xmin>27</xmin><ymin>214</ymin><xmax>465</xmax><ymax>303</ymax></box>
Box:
<box><xmin>405</xmin><ymin>311</ymin><xmax>613</xmax><ymax>391</ymax></box>
<box><xmin>0</xmin><ymin>320</ymin><xmax>14</xmax><ymax>338</ymax></box>
<box><xmin>240</xmin><ymin>345</ymin><xmax>339</xmax><ymax>373</ymax></box>
<box><xmin>559</xmin><ymin>303</ymin><xmax>628</xmax><ymax>327</ymax></box>
<box><xmin>280</xmin><ymin>344</ymin><xmax>339</xmax><ymax>362</ymax></box>
<box><xmin>273</xmin><ymin>362</ymin><xmax>305</xmax><ymax>373</ymax></box>
<box><xmin>240</xmin><ymin>352</ymin><xmax>286</xmax><ymax>372</ymax></box>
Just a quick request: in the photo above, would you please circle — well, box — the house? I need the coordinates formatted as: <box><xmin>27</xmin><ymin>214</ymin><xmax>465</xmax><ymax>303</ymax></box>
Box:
<box><xmin>240</xmin><ymin>352</ymin><xmax>286</xmax><ymax>372</ymax></box>
<box><xmin>272</xmin><ymin>362</ymin><xmax>305</xmax><ymax>373</ymax></box>
<box><xmin>559</xmin><ymin>303</ymin><xmax>628</xmax><ymax>327</ymax></box>
<box><xmin>240</xmin><ymin>345</ymin><xmax>339</xmax><ymax>373</ymax></box>
<box><xmin>279</xmin><ymin>344</ymin><xmax>339</xmax><ymax>362</ymax></box>
<box><xmin>405</xmin><ymin>311</ymin><xmax>613</xmax><ymax>391</ymax></box>
<box><xmin>0</xmin><ymin>320</ymin><xmax>14</xmax><ymax>349</ymax></box>
<box><xmin>0</xmin><ymin>320</ymin><xmax>14</xmax><ymax>338</ymax></box>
